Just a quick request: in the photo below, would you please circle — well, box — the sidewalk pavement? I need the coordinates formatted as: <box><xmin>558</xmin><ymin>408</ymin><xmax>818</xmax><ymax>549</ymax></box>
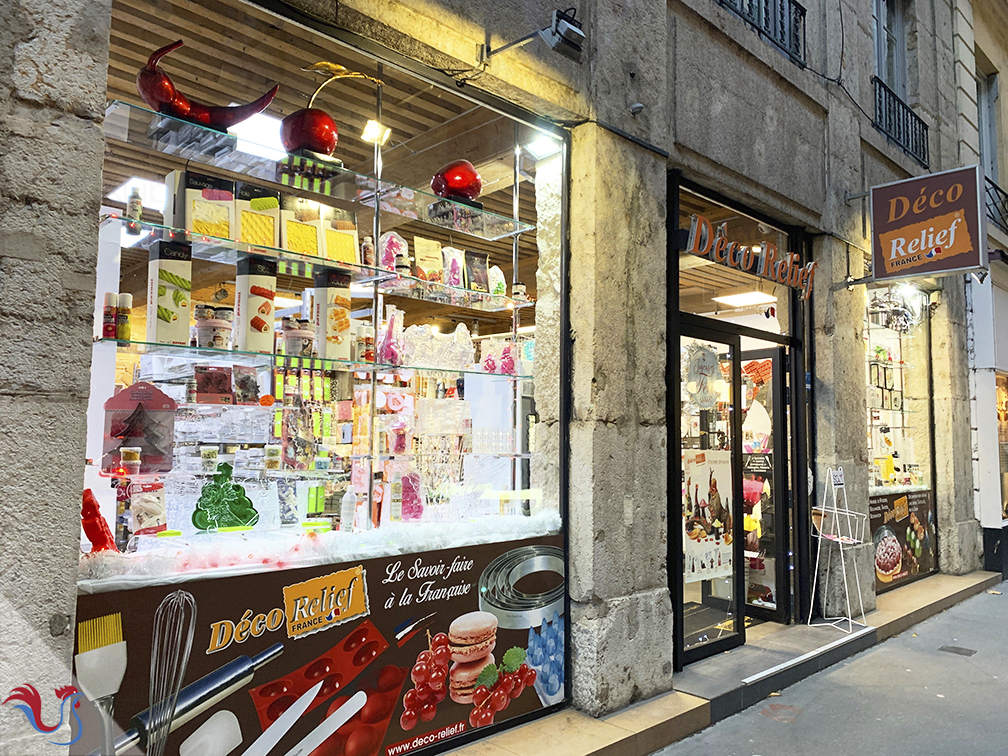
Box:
<box><xmin>444</xmin><ymin>571</ymin><xmax>999</xmax><ymax>756</ymax></box>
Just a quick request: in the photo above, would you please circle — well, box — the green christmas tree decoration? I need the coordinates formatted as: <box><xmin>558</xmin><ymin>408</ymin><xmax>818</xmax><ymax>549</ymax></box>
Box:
<box><xmin>193</xmin><ymin>462</ymin><xmax>259</xmax><ymax>531</ymax></box>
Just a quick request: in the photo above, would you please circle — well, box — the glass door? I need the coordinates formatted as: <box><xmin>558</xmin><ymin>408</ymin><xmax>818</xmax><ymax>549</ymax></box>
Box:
<box><xmin>676</xmin><ymin>324</ymin><xmax>744</xmax><ymax>667</ymax></box>
<box><xmin>740</xmin><ymin>348</ymin><xmax>791</xmax><ymax>623</ymax></box>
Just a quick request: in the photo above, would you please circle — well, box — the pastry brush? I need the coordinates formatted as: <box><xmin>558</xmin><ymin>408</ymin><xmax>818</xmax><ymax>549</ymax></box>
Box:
<box><xmin>75</xmin><ymin>612</ymin><xmax>127</xmax><ymax>756</ymax></box>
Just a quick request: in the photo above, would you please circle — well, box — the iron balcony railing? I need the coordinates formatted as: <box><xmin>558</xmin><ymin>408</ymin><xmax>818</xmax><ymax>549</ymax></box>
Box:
<box><xmin>986</xmin><ymin>176</ymin><xmax>1008</xmax><ymax>235</ymax></box>
<box><xmin>718</xmin><ymin>0</ymin><xmax>807</xmax><ymax>66</ymax></box>
<box><xmin>872</xmin><ymin>76</ymin><xmax>929</xmax><ymax>168</ymax></box>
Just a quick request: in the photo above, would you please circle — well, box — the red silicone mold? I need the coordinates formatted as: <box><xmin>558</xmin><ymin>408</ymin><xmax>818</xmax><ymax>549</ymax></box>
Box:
<box><xmin>248</xmin><ymin>618</ymin><xmax>390</xmax><ymax>731</ymax></box>
<box><xmin>305</xmin><ymin>664</ymin><xmax>408</xmax><ymax>756</ymax></box>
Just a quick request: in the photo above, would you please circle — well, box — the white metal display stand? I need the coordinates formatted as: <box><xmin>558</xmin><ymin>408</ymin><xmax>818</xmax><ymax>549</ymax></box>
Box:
<box><xmin>808</xmin><ymin>467</ymin><xmax>867</xmax><ymax>632</ymax></box>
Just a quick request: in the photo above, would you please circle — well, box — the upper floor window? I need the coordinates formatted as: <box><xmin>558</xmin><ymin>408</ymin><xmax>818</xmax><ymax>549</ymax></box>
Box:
<box><xmin>875</xmin><ymin>0</ymin><xmax>908</xmax><ymax>99</ymax></box>
<box><xmin>977</xmin><ymin>69</ymin><xmax>999</xmax><ymax>184</ymax></box>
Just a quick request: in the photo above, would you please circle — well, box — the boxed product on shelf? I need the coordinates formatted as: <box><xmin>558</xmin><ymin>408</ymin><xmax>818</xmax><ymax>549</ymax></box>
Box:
<box><xmin>321</xmin><ymin>205</ymin><xmax>360</xmax><ymax>264</ymax></box>
<box><xmin>165</xmin><ymin>170</ymin><xmax>235</xmax><ymax>237</ymax></box>
<box><xmin>145</xmin><ymin>239</ymin><xmax>192</xmax><ymax>346</ymax></box>
<box><xmin>235</xmin><ymin>254</ymin><xmax>277</xmax><ymax>353</ymax></box>
<box><xmin>414</xmin><ymin>236</ymin><xmax>443</xmax><ymax>282</ymax></box>
<box><xmin>101</xmin><ymin>381</ymin><xmax>177</xmax><ymax>474</ymax></box>
<box><xmin>465</xmin><ymin>250</ymin><xmax>490</xmax><ymax>292</ymax></box>
<box><xmin>194</xmin><ymin>365</ymin><xmax>234</xmax><ymax>404</ymax></box>
<box><xmin>280</xmin><ymin>195</ymin><xmax>322</xmax><ymax>257</ymax></box>
<box><xmin>234</xmin><ymin>181</ymin><xmax>281</xmax><ymax>249</ymax></box>
<box><xmin>313</xmin><ymin>268</ymin><xmax>352</xmax><ymax>360</ymax></box>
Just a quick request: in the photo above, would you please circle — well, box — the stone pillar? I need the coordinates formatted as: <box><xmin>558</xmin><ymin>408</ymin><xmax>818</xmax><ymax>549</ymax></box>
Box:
<box><xmin>931</xmin><ymin>278</ymin><xmax>983</xmax><ymax>573</ymax></box>
<box><xmin>566</xmin><ymin>123</ymin><xmax>671</xmax><ymax>716</ymax></box>
<box><xmin>810</xmin><ymin>235</ymin><xmax>876</xmax><ymax>616</ymax></box>
<box><xmin>0</xmin><ymin>1</ymin><xmax>110</xmax><ymax>752</ymax></box>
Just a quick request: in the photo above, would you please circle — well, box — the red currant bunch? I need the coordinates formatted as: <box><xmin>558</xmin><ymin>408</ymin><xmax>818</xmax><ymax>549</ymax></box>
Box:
<box><xmin>400</xmin><ymin>631</ymin><xmax>451</xmax><ymax>731</ymax></box>
<box><xmin>467</xmin><ymin>651</ymin><xmax>537</xmax><ymax>729</ymax></box>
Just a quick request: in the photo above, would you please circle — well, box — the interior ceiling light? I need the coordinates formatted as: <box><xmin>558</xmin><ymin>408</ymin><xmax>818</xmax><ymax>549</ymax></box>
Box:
<box><xmin>108</xmin><ymin>178</ymin><xmax>166</xmax><ymax>214</ymax></box>
<box><xmin>526</xmin><ymin>135</ymin><xmax>561</xmax><ymax>160</ymax></box>
<box><xmin>361</xmin><ymin>120</ymin><xmax>392</xmax><ymax>146</ymax></box>
<box><xmin>228</xmin><ymin>111</ymin><xmax>285</xmax><ymax>161</ymax></box>
<box><xmin>712</xmin><ymin>291</ymin><xmax>778</xmax><ymax>308</ymax></box>
<box><xmin>478</xmin><ymin>8</ymin><xmax>586</xmax><ymax>65</ymax></box>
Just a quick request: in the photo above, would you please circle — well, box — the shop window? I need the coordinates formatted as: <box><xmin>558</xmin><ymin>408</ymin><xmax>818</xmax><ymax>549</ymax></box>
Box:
<box><xmin>997</xmin><ymin>374</ymin><xmax>1008</xmax><ymax>519</ymax></box>
<box><xmin>865</xmin><ymin>283</ymin><xmax>938</xmax><ymax>591</ymax></box>
<box><xmin>977</xmin><ymin>69</ymin><xmax>999</xmax><ymax>186</ymax></box>
<box><xmin>73</xmin><ymin>0</ymin><xmax>568</xmax><ymax>749</ymax></box>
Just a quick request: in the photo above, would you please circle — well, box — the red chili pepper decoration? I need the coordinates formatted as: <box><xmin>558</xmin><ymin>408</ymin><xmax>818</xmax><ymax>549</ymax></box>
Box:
<box><xmin>136</xmin><ymin>40</ymin><xmax>279</xmax><ymax>131</ymax></box>
<box><xmin>81</xmin><ymin>489</ymin><xmax>118</xmax><ymax>553</ymax></box>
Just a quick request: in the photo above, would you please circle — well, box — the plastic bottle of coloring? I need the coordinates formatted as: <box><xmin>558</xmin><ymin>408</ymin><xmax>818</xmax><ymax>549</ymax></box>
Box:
<box><xmin>102</xmin><ymin>292</ymin><xmax>118</xmax><ymax>338</ymax></box>
<box><xmin>340</xmin><ymin>485</ymin><xmax>356</xmax><ymax>532</ymax></box>
<box><xmin>117</xmin><ymin>293</ymin><xmax>133</xmax><ymax>340</ymax></box>
<box><xmin>125</xmin><ymin>187</ymin><xmax>143</xmax><ymax>235</ymax></box>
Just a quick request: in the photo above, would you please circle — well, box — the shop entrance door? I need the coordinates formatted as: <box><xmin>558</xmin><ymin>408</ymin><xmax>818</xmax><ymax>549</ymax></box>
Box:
<box><xmin>740</xmin><ymin>348</ymin><xmax>791</xmax><ymax>624</ymax></box>
<box><xmin>675</xmin><ymin>323</ymin><xmax>745</xmax><ymax>668</ymax></box>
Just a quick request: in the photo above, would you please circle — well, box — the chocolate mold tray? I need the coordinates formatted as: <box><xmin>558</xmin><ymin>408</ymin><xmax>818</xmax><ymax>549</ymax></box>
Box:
<box><xmin>305</xmin><ymin>664</ymin><xmax>408</xmax><ymax>756</ymax></box>
<box><xmin>248</xmin><ymin>618</ymin><xmax>389</xmax><ymax>731</ymax></box>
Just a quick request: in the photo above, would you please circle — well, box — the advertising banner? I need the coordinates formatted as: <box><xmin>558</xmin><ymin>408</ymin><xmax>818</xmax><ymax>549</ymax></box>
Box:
<box><xmin>70</xmin><ymin>535</ymin><xmax>564</xmax><ymax>756</ymax></box>
<box><xmin>869</xmin><ymin>489</ymin><xmax>937</xmax><ymax>591</ymax></box>
<box><xmin>682</xmin><ymin>450</ymin><xmax>734</xmax><ymax>583</ymax></box>
<box><xmin>871</xmin><ymin>165</ymin><xmax>986</xmax><ymax>281</ymax></box>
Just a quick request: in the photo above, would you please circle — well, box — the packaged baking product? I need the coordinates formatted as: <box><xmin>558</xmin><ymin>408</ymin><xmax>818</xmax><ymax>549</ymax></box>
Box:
<box><xmin>280</xmin><ymin>195</ymin><xmax>322</xmax><ymax>257</ymax></box>
<box><xmin>194</xmin><ymin>365</ymin><xmax>234</xmax><ymax>404</ymax></box>
<box><xmin>146</xmin><ymin>240</ymin><xmax>192</xmax><ymax>346</ymax></box>
<box><xmin>320</xmin><ymin>205</ymin><xmax>360</xmax><ymax>265</ymax></box>
<box><xmin>378</xmin><ymin>231</ymin><xmax>408</xmax><ymax>272</ymax></box>
<box><xmin>465</xmin><ymin>250</ymin><xmax>490</xmax><ymax>292</ymax></box>
<box><xmin>488</xmin><ymin>265</ymin><xmax>507</xmax><ymax>296</ymax></box>
<box><xmin>195</xmin><ymin>318</ymin><xmax>231</xmax><ymax>349</ymax></box>
<box><xmin>313</xmin><ymin>268</ymin><xmax>352</xmax><ymax>361</ymax></box>
<box><xmin>165</xmin><ymin>170</ymin><xmax>234</xmax><ymax>237</ymax></box>
<box><xmin>235</xmin><ymin>254</ymin><xmax>277</xmax><ymax>353</ymax></box>
<box><xmin>414</xmin><ymin>237</ymin><xmax>443</xmax><ymax>282</ymax></box>
<box><xmin>234</xmin><ymin>181</ymin><xmax>280</xmax><ymax>250</ymax></box>
<box><xmin>128</xmin><ymin>480</ymin><xmax>167</xmax><ymax>535</ymax></box>
<box><xmin>443</xmin><ymin>246</ymin><xmax>464</xmax><ymax>287</ymax></box>
<box><xmin>233</xmin><ymin>365</ymin><xmax>261</xmax><ymax>405</ymax></box>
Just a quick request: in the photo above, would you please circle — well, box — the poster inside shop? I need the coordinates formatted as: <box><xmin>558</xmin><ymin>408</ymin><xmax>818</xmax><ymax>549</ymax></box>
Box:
<box><xmin>869</xmin><ymin>489</ymin><xmax>937</xmax><ymax>591</ymax></box>
<box><xmin>70</xmin><ymin>535</ymin><xmax>564</xmax><ymax>756</ymax></box>
<box><xmin>682</xmin><ymin>450</ymin><xmax>734</xmax><ymax>583</ymax></box>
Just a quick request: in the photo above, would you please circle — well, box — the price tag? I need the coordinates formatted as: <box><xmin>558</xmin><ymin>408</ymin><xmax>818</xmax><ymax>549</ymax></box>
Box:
<box><xmin>831</xmin><ymin>469</ymin><xmax>845</xmax><ymax>488</ymax></box>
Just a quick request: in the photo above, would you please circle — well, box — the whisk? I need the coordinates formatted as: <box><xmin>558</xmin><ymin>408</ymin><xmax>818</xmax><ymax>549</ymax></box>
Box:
<box><xmin>147</xmin><ymin>590</ymin><xmax>196</xmax><ymax>756</ymax></box>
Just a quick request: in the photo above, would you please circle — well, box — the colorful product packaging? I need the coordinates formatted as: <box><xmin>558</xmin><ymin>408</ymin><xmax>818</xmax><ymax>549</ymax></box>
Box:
<box><xmin>235</xmin><ymin>254</ymin><xmax>277</xmax><ymax>353</ymax></box>
<box><xmin>146</xmin><ymin>240</ymin><xmax>192</xmax><ymax>346</ymax></box>
<box><xmin>313</xmin><ymin>268</ymin><xmax>353</xmax><ymax>361</ymax></box>
<box><xmin>234</xmin><ymin>182</ymin><xmax>280</xmax><ymax>250</ymax></box>
<box><xmin>414</xmin><ymin>237</ymin><xmax>444</xmax><ymax>282</ymax></box>
<box><xmin>465</xmin><ymin>250</ymin><xmax>490</xmax><ymax>292</ymax></box>
<box><xmin>194</xmin><ymin>365</ymin><xmax>234</xmax><ymax>404</ymax></box>
<box><xmin>280</xmin><ymin>196</ymin><xmax>323</xmax><ymax>257</ymax></box>
<box><xmin>165</xmin><ymin>170</ymin><xmax>235</xmax><ymax>237</ymax></box>
<box><xmin>321</xmin><ymin>206</ymin><xmax>360</xmax><ymax>265</ymax></box>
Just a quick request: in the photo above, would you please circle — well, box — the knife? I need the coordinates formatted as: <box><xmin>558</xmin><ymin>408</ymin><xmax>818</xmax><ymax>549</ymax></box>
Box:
<box><xmin>282</xmin><ymin>690</ymin><xmax>367</xmax><ymax>756</ymax></box>
<box><xmin>239</xmin><ymin>679</ymin><xmax>324</xmax><ymax>756</ymax></box>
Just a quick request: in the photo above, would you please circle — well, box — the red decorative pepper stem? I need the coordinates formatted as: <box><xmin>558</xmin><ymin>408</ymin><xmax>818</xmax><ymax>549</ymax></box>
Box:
<box><xmin>81</xmin><ymin>489</ymin><xmax>118</xmax><ymax>553</ymax></box>
<box><xmin>136</xmin><ymin>39</ymin><xmax>278</xmax><ymax>131</ymax></box>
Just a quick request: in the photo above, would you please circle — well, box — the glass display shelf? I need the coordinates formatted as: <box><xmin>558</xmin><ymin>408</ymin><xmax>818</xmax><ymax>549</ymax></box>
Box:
<box><xmin>108</xmin><ymin>215</ymin><xmax>391</xmax><ymax>285</ymax></box>
<box><xmin>107</xmin><ymin>216</ymin><xmax>533</xmax><ymax>313</ymax></box>
<box><xmin>103</xmin><ymin>100</ymin><xmax>535</xmax><ymax>242</ymax></box>
<box><xmin>98</xmin><ymin>338</ymin><xmax>532</xmax><ymax>379</ymax></box>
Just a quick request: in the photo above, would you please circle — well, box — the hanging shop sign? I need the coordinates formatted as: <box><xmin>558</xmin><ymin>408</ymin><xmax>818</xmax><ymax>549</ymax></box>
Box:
<box><xmin>685</xmin><ymin>214</ymin><xmax>817</xmax><ymax>300</ymax></box>
<box><xmin>685</xmin><ymin>343</ymin><xmax>722</xmax><ymax>409</ymax></box>
<box><xmin>71</xmin><ymin>535</ymin><xmax>565</xmax><ymax>756</ymax></box>
<box><xmin>870</xmin><ymin>164</ymin><xmax>986</xmax><ymax>281</ymax></box>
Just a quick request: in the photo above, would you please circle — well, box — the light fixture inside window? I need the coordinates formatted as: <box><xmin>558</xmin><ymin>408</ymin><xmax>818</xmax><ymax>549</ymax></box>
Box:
<box><xmin>361</xmin><ymin>120</ymin><xmax>392</xmax><ymax>146</ymax></box>
<box><xmin>108</xmin><ymin>178</ymin><xmax>166</xmax><ymax>214</ymax></box>
<box><xmin>228</xmin><ymin>112</ymin><xmax>286</xmax><ymax>161</ymax></box>
<box><xmin>712</xmin><ymin>291</ymin><xmax>778</xmax><ymax>308</ymax></box>
<box><xmin>526</xmin><ymin>135</ymin><xmax>561</xmax><ymax>160</ymax></box>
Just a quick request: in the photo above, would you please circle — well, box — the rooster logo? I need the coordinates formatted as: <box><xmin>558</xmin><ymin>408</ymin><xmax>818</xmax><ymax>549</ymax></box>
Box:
<box><xmin>2</xmin><ymin>684</ymin><xmax>83</xmax><ymax>746</ymax></box>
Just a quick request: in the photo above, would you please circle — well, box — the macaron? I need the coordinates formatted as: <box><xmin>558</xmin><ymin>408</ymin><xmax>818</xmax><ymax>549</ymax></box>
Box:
<box><xmin>448</xmin><ymin>611</ymin><xmax>498</xmax><ymax>663</ymax></box>
<box><xmin>449</xmin><ymin>653</ymin><xmax>494</xmax><ymax>704</ymax></box>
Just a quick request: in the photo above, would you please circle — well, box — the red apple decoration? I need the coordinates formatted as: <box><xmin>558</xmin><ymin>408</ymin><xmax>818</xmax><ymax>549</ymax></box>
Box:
<box><xmin>281</xmin><ymin>61</ymin><xmax>383</xmax><ymax>156</ymax></box>
<box><xmin>281</xmin><ymin>108</ymin><xmax>338</xmax><ymax>155</ymax></box>
<box><xmin>431</xmin><ymin>160</ymin><xmax>483</xmax><ymax>201</ymax></box>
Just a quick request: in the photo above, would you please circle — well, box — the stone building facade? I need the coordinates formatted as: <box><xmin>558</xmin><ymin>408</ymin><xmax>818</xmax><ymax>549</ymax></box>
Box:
<box><xmin>0</xmin><ymin>0</ymin><xmax>986</xmax><ymax>751</ymax></box>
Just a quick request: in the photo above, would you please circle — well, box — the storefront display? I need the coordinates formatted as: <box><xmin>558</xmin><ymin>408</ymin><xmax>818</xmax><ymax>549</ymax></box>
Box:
<box><xmin>76</xmin><ymin>3</ymin><xmax>567</xmax><ymax>753</ymax></box>
<box><xmin>864</xmin><ymin>284</ymin><xmax>938</xmax><ymax>591</ymax></box>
